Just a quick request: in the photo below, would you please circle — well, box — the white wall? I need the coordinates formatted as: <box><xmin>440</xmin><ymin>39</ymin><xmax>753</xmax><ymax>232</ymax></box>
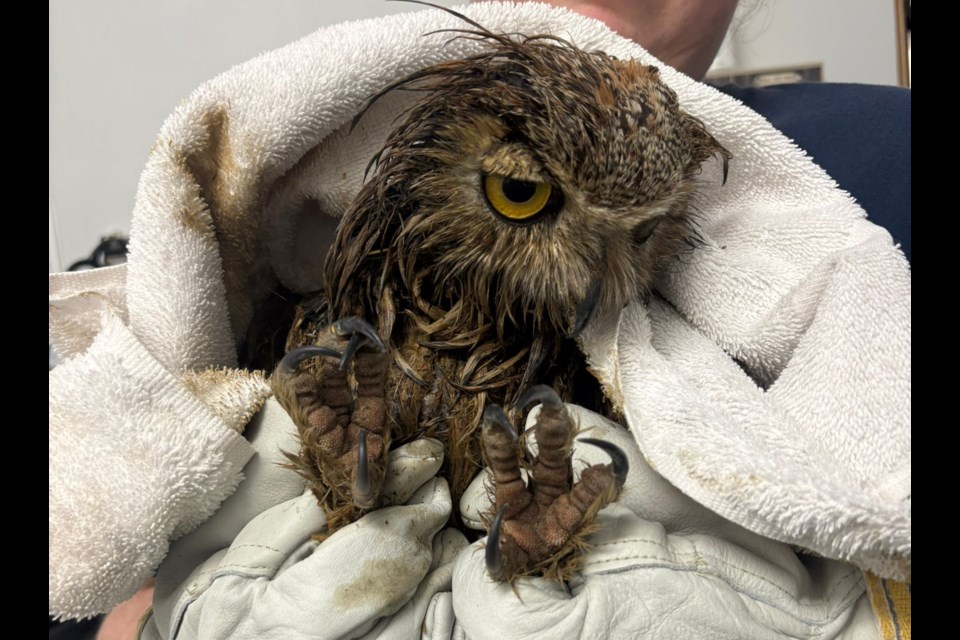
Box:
<box><xmin>725</xmin><ymin>0</ymin><xmax>899</xmax><ymax>85</ymax></box>
<box><xmin>49</xmin><ymin>0</ymin><xmax>901</xmax><ymax>270</ymax></box>
<box><xmin>49</xmin><ymin>0</ymin><xmax>458</xmax><ymax>270</ymax></box>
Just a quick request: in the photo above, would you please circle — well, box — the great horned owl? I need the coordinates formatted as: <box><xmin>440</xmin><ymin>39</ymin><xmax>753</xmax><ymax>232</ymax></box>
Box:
<box><xmin>270</xmin><ymin>9</ymin><xmax>729</xmax><ymax>582</ymax></box>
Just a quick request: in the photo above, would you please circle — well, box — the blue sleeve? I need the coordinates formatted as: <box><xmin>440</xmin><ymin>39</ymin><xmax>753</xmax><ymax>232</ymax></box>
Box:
<box><xmin>717</xmin><ymin>83</ymin><xmax>911</xmax><ymax>261</ymax></box>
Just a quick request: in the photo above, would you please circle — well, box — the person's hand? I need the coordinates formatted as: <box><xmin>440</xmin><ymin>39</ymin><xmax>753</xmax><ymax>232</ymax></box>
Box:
<box><xmin>453</xmin><ymin>404</ymin><xmax>874</xmax><ymax>640</ymax></box>
<box><xmin>140</xmin><ymin>399</ymin><xmax>467</xmax><ymax>640</ymax></box>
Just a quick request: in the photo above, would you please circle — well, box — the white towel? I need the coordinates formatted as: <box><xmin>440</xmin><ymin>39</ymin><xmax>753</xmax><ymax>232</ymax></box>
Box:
<box><xmin>48</xmin><ymin>0</ymin><xmax>910</xmax><ymax>621</ymax></box>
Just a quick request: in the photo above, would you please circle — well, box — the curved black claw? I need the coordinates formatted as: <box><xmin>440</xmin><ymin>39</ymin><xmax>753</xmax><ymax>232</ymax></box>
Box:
<box><xmin>485</xmin><ymin>504</ymin><xmax>508</xmax><ymax>578</ymax></box>
<box><xmin>330</xmin><ymin>316</ymin><xmax>387</xmax><ymax>369</ymax></box>
<box><xmin>579</xmin><ymin>438</ymin><xmax>629</xmax><ymax>483</ymax></box>
<box><xmin>277</xmin><ymin>346</ymin><xmax>343</xmax><ymax>374</ymax></box>
<box><xmin>513</xmin><ymin>384</ymin><xmax>565</xmax><ymax>413</ymax></box>
<box><xmin>482</xmin><ymin>404</ymin><xmax>518</xmax><ymax>442</ymax></box>
<box><xmin>331</xmin><ymin>317</ymin><xmax>387</xmax><ymax>371</ymax></box>
<box><xmin>354</xmin><ymin>428</ymin><xmax>374</xmax><ymax>509</ymax></box>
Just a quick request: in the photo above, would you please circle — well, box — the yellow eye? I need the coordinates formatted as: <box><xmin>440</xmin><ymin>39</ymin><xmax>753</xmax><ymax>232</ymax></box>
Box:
<box><xmin>483</xmin><ymin>174</ymin><xmax>555</xmax><ymax>222</ymax></box>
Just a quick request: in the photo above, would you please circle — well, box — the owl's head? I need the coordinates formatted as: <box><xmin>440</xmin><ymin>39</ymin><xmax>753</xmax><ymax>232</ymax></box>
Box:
<box><xmin>328</xmin><ymin>26</ymin><xmax>729</xmax><ymax>342</ymax></box>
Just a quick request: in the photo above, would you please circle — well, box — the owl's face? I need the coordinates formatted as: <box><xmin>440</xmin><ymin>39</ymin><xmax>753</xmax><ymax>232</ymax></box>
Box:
<box><xmin>330</xmin><ymin>36</ymin><xmax>729</xmax><ymax>340</ymax></box>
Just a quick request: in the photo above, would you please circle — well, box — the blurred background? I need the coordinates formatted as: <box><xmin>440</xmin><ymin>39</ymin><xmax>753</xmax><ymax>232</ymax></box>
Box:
<box><xmin>49</xmin><ymin>0</ymin><xmax>910</xmax><ymax>273</ymax></box>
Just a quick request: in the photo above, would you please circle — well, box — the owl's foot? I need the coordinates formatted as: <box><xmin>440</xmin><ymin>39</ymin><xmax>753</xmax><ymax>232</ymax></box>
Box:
<box><xmin>271</xmin><ymin>317</ymin><xmax>389</xmax><ymax>532</ymax></box>
<box><xmin>482</xmin><ymin>385</ymin><xmax>628</xmax><ymax>582</ymax></box>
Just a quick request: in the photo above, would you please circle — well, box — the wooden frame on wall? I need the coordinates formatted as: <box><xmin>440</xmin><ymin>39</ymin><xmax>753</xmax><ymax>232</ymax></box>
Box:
<box><xmin>895</xmin><ymin>0</ymin><xmax>910</xmax><ymax>87</ymax></box>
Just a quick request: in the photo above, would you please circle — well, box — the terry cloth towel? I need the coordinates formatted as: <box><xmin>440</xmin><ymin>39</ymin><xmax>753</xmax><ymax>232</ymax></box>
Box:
<box><xmin>48</xmin><ymin>1</ymin><xmax>911</xmax><ymax>620</ymax></box>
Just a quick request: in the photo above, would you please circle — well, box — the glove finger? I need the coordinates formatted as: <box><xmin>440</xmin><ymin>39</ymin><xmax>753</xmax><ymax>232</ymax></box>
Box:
<box><xmin>381</xmin><ymin>437</ymin><xmax>444</xmax><ymax>506</ymax></box>
<box><xmin>166</xmin><ymin>478</ymin><xmax>452</xmax><ymax>639</ymax></box>
<box><xmin>263</xmin><ymin>477</ymin><xmax>453</xmax><ymax>633</ymax></box>
<box><xmin>361</xmin><ymin>528</ymin><xmax>469</xmax><ymax>640</ymax></box>
<box><xmin>451</xmin><ymin>543</ymin><xmax>581</xmax><ymax>639</ymax></box>
<box><xmin>217</xmin><ymin>435</ymin><xmax>444</xmax><ymax>576</ymax></box>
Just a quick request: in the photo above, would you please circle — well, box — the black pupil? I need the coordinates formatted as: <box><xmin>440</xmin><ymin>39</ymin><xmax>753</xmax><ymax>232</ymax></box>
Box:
<box><xmin>501</xmin><ymin>178</ymin><xmax>537</xmax><ymax>203</ymax></box>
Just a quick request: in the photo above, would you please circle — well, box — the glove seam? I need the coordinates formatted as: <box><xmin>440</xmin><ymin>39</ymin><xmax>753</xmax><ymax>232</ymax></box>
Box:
<box><xmin>825</xmin><ymin>567</ymin><xmax>863</xmax><ymax>603</ymax></box>
<box><xmin>212</xmin><ymin>564</ymin><xmax>275</xmax><ymax>574</ymax></box>
<box><xmin>225</xmin><ymin>543</ymin><xmax>285</xmax><ymax>554</ymax></box>
<box><xmin>592</xmin><ymin>536</ymin><xmax>676</xmax><ymax>548</ymax></box>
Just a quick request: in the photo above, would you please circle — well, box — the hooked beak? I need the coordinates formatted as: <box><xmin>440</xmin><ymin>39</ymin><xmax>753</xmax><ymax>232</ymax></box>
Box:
<box><xmin>568</xmin><ymin>279</ymin><xmax>602</xmax><ymax>338</ymax></box>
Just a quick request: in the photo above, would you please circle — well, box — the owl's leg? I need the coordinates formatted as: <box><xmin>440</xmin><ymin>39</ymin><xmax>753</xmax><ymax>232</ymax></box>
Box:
<box><xmin>482</xmin><ymin>385</ymin><xmax>628</xmax><ymax>582</ymax></box>
<box><xmin>271</xmin><ymin>317</ymin><xmax>389</xmax><ymax>533</ymax></box>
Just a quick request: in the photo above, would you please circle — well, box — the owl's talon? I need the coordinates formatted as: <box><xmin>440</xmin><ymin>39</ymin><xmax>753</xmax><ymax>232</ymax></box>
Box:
<box><xmin>482</xmin><ymin>385</ymin><xmax>627</xmax><ymax>582</ymax></box>
<box><xmin>485</xmin><ymin>504</ymin><xmax>508</xmax><ymax>578</ymax></box>
<box><xmin>578</xmin><ymin>438</ymin><xmax>629</xmax><ymax>483</ymax></box>
<box><xmin>482</xmin><ymin>405</ymin><xmax>518</xmax><ymax>442</ymax></box>
<box><xmin>354</xmin><ymin>428</ymin><xmax>375</xmax><ymax>508</ymax></box>
<box><xmin>331</xmin><ymin>316</ymin><xmax>387</xmax><ymax>371</ymax></box>
<box><xmin>514</xmin><ymin>384</ymin><xmax>563</xmax><ymax>412</ymax></box>
<box><xmin>277</xmin><ymin>345</ymin><xmax>342</xmax><ymax>374</ymax></box>
<box><xmin>272</xmin><ymin>317</ymin><xmax>390</xmax><ymax>533</ymax></box>
<box><xmin>332</xmin><ymin>316</ymin><xmax>387</xmax><ymax>352</ymax></box>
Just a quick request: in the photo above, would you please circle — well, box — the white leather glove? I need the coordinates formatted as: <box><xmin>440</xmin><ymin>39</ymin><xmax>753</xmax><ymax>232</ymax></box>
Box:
<box><xmin>454</xmin><ymin>405</ymin><xmax>881</xmax><ymax>640</ymax></box>
<box><xmin>139</xmin><ymin>398</ymin><xmax>468</xmax><ymax>640</ymax></box>
<box><xmin>138</xmin><ymin>398</ymin><xmax>881</xmax><ymax>640</ymax></box>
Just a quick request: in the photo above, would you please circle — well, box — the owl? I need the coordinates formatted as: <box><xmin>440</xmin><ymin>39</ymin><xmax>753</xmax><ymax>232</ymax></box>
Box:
<box><xmin>269</xmin><ymin>9</ymin><xmax>729</xmax><ymax>583</ymax></box>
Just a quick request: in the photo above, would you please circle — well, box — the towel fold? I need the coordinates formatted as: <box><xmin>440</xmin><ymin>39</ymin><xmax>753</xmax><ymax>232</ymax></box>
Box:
<box><xmin>49</xmin><ymin>1</ymin><xmax>910</xmax><ymax>619</ymax></box>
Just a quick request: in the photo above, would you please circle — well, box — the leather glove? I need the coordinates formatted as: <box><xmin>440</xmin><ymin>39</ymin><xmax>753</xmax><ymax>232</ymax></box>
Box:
<box><xmin>138</xmin><ymin>398</ymin><xmax>468</xmax><ymax>640</ymax></box>
<box><xmin>454</xmin><ymin>404</ymin><xmax>880</xmax><ymax>640</ymax></box>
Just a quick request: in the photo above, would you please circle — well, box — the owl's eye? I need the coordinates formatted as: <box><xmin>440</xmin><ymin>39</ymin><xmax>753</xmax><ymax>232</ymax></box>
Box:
<box><xmin>483</xmin><ymin>174</ymin><xmax>558</xmax><ymax>222</ymax></box>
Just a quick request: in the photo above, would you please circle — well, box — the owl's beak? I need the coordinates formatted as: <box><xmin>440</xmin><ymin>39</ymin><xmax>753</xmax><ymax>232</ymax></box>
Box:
<box><xmin>568</xmin><ymin>279</ymin><xmax>602</xmax><ymax>338</ymax></box>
